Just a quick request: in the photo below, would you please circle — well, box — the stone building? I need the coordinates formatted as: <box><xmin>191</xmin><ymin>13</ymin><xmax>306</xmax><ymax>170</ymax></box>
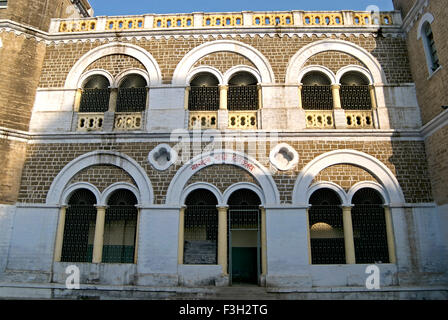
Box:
<box><xmin>0</xmin><ymin>0</ymin><xmax>446</xmax><ymax>299</ymax></box>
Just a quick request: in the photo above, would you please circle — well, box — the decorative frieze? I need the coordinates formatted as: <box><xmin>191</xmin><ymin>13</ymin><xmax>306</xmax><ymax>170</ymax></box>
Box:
<box><xmin>305</xmin><ymin>111</ymin><xmax>334</xmax><ymax>129</ymax></box>
<box><xmin>189</xmin><ymin>111</ymin><xmax>218</xmax><ymax>129</ymax></box>
<box><xmin>345</xmin><ymin>111</ymin><xmax>374</xmax><ymax>129</ymax></box>
<box><xmin>228</xmin><ymin>112</ymin><xmax>257</xmax><ymax>129</ymax></box>
<box><xmin>77</xmin><ymin>113</ymin><xmax>104</xmax><ymax>131</ymax></box>
<box><xmin>114</xmin><ymin>112</ymin><xmax>143</xmax><ymax>131</ymax></box>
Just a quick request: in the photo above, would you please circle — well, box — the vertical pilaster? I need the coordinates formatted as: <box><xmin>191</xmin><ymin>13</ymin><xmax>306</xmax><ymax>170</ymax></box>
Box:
<box><xmin>342</xmin><ymin>206</ymin><xmax>356</xmax><ymax>264</ymax></box>
<box><xmin>260</xmin><ymin>206</ymin><xmax>267</xmax><ymax>275</ymax></box>
<box><xmin>217</xmin><ymin>206</ymin><xmax>228</xmax><ymax>274</ymax></box>
<box><xmin>184</xmin><ymin>87</ymin><xmax>191</xmax><ymax>110</ymax></box>
<box><xmin>219</xmin><ymin>85</ymin><xmax>228</xmax><ymax>110</ymax></box>
<box><xmin>108</xmin><ymin>88</ymin><xmax>118</xmax><ymax>112</ymax></box>
<box><xmin>257</xmin><ymin>84</ymin><xmax>263</xmax><ymax>109</ymax></box>
<box><xmin>331</xmin><ymin>84</ymin><xmax>342</xmax><ymax>109</ymax></box>
<box><xmin>297</xmin><ymin>84</ymin><xmax>303</xmax><ymax>109</ymax></box>
<box><xmin>74</xmin><ymin>88</ymin><xmax>83</xmax><ymax>112</ymax></box>
<box><xmin>178</xmin><ymin>206</ymin><xmax>186</xmax><ymax>265</ymax></box>
<box><xmin>92</xmin><ymin>206</ymin><xmax>107</xmax><ymax>264</ymax></box>
<box><xmin>54</xmin><ymin>206</ymin><xmax>67</xmax><ymax>262</ymax></box>
<box><xmin>134</xmin><ymin>207</ymin><xmax>141</xmax><ymax>264</ymax></box>
<box><xmin>384</xmin><ymin>206</ymin><xmax>397</xmax><ymax>264</ymax></box>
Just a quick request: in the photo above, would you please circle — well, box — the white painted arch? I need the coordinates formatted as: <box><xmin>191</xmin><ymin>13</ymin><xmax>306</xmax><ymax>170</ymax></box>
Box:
<box><xmin>64</xmin><ymin>42</ymin><xmax>162</xmax><ymax>89</ymax></box>
<box><xmin>166</xmin><ymin>149</ymin><xmax>280</xmax><ymax>206</ymax></box>
<box><xmin>285</xmin><ymin>39</ymin><xmax>386</xmax><ymax>85</ymax></box>
<box><xmin>172</xmin><ymin>40</ymin><xmax>275</xmax><ymax>85</ymax></box>
<box><xmin>417</xmin><ymin>12</ymin><xmax>435</xmax><ymax>40</ymax></box>
<box><xmin>114</xmin><ymin>68</ymin><xmax>150</xmax><ymax>88</ymax></box>
<box><xmin>223</xmin><ymin>65</ymin><xmax>262</xmax><ymax>84</ymax></box>
<box><xmin>100</xmin><ymin>182</ymin><xmax>141</xmax><ymax>206</ymax></box>
<box><xmin>297</xmin><ymin>65</ymin><xmax>337</xmax><ymax>85</ymax></box>
<box><xmin>347</xmin><ymin>181</ymin><xmax>390</xmax><ymax>205</ymax></box>
<box><xmin>78</xmin><ymin>69</ymin><xmax>114</xmax><ymax>88</ymax></box>
<box><xmin>61</xmin><ymin>182</ymin><xmax>101</xmax><ymax>206</ymax></box>
<box><xmin>186</xmin><ymin>66</ymin><xmax>224</xmax><ymax>85</ymax></box>
<box><xmin>307</xmin><ymin>181</ymin><xmax>349</xmax><ymax>206</ymax></box>
<box><xmin>293</xmin><ymin>149</ymin><xmax>405</xmax><ymax>206</ymax></box>
<box><xmin>223</xmin><ymin>182</ymin><xmax>265</xmax><ymax>206</ymax></box>
<box><xmin>181</xmin><ymin>182</ymin><xmax>224</xmax><ymax>206</ymax></box>
<box><xmin>335</xmin><ymin>65</ymin><xmax>374</xmax><ymax>85</ymax></box>
<box><xmin>47</xmin><ymin>150</ymin><xmax>154</xmax><ymax>206</ymax></box>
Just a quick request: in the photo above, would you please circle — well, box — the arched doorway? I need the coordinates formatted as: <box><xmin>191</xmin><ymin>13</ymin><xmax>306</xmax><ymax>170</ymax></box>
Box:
<box><xmin>227</xmin><ymin>189</ymin><xmax>261</xmax><ymax>285</ymax></box>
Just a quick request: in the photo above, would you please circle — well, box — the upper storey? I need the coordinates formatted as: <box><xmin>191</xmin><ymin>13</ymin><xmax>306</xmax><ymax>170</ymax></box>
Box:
<box><xmin>50</xmin><ymin>10</ymin><xmax>400</xmax><ymax>34</ymax></box>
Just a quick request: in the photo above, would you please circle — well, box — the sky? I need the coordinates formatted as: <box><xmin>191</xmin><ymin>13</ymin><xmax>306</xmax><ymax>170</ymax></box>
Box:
<box><xmin>88</xmin><ymin>0</ymin><xmax>395</xmax><ymax>17</ymax></box>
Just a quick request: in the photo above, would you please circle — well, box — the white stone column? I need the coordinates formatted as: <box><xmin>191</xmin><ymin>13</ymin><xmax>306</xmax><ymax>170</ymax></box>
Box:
<box><xmin>92</xmin><ymin>206</ymin><xmax>107</xmax><ymax>264</ymax></box>
<box><xmin>342</xmin><ymin>206</ymin><xmax>356</xmax><ymax>264</ymax></box>
<box><xmin>217</xmin><ymin>206</ymin><xmax>228</xmax><ymax>275</ymax></box>
<box><xmin>53</xmin><ymin>206</ymin><xmax>67</xmax><ymax>262</ymax></box>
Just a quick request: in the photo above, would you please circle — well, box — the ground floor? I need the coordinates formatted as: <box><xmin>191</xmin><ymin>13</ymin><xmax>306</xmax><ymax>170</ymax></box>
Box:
<box><xmin>0</xmin><ymin>141</ymin><xmax>447</xmax><ymax>298</ymax></box>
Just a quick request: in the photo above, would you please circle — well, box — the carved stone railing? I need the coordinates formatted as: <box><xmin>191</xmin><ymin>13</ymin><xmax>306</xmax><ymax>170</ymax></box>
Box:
<box><xmin>52</xmin><ymin>10</ymin><xmax>400</xmax><ymax>33</ymax></box>
<box><xmin>345</xmin><ymin>111</ymin><xmax>374</xmax><ymax>129</ymax></box>
<box><xmin>305</xmin><ymin>111</ymin><xmax>334</xmax><ymax>129</ymax></box>
<box><xmin>114</xmin><ymin>112</ymin><xmax>143</xmax><ymax>131</ymax></box>
<box><xmin>228</xmin><ymin>112</ymin><xmax>257</xmax><ymax>130</ymax></box>
<box><xmin>77</xmin><ymin>113</ymin><xmax>104</xmax><ymax>131</ymax></box>
<box><xmin>189</xmin><ymin>111</ymin><xmax>218</xmax><ymax>130</ymax></box>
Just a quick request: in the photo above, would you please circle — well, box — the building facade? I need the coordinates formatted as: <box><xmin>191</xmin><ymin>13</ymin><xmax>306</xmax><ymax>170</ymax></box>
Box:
<box><xmin>0</xmin><ymin>0</ymin><xmax>447</xmax><ymax>299</ymax></box>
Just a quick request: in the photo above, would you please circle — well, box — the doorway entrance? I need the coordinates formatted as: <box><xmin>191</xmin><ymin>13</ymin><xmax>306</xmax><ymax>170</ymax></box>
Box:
<box><xmin>227</xmin><ymin>189</ymin><xmax>261</xmax><ymax>285</ymax></box>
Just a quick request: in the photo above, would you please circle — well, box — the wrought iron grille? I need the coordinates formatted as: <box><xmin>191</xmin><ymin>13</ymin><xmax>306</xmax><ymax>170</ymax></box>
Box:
<box><xmin>103</xmin><ymin>206</ymin><xmax>138</xmax><ymax>263</ymax></box>
<box><xmin>188</xmin><ymin>86</ymin><xmax>220</xmax><ymax>111</ymax></box>
<box><xmin>301</xmin><ymin>85</ymin><xmax>333</xmax><ymax>110</ymax></box>
<box><xmin>227</xmin><ymin>85</ymin><xmax>259</xmax><ymax>111</ymax></box>
<box><xmin>308</xmin><ymin>205</ymin><xmax>346</xmax><ymax>264</ymax></box>
<box><xmin>351</xmin><ymin>204</ymin><xmax>389</xmax><ymax>264</ymax></box>
<box><xmin>79</xmin><ymin>88</ymin><xmax>110</xmax><ymax>112</ymax></box>
<box><xmin>184</xmin><ymin>205</ymin><xmax>218</xmax><ymax>265</ymax></box>
<box><xmin>61</xmin><ymin>205</ymin><xmax>97</xmax><ymax>263</ymax></box>
<box><xmin>340</xmin><ymin>85</ymin><xmax>372</xmax><ymax>110</ymax></box>
<box><xmin>116</xmin><ymin>87</ymin><xmax>147</xmax><ymax>112</ymax></box>
<box><xmin>229</xmin><ymin>206</ymin><xmax>260</xmax><ymax>230</ymax></box>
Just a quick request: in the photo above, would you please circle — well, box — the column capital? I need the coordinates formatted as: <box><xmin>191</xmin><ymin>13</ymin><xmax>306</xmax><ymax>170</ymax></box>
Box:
<box><xmin>331</xmin><ymin>84</ymin><xmax>341</xmax><ymax>89</ymax></box>
<box><xmin>216</xmin><ymin>205</ymin><xmax>229</xmax><ymax>210</ymax></box>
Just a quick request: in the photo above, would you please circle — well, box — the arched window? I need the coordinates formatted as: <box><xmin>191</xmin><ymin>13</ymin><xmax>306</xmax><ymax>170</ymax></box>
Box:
<box><xmin>421</xmin><ymin>21</ymin><xmax>440</xmax><ymax>74</ymax></box>
<box><xmin>308</xmin><ymin>188</ymin><xmax>345</xmax><ymax>264</ymax></box>
<box><xmin>116</xmin><ymin>74</ymin><xmax>148</xmax><ymax>112</ymax></box>
<box><xmin>351</xmin><ymin>188</ymin><xmax>389</xmax><ymax>264</ymax></box>
<box><xmin>183</xmin><ymin>189</ymin><xmax>219</xmax><ymax>264</ymax></box>
<box><xmin>227</xmin><ymin>72</ymin><xmax>259</xmax><ymax>111</ymax></box>
<box><xmin>340</xmin><ymin>71</ymin><xmax>372</xmax><ymax>110</ymax></box>
<box><xmin>227</xmin><ymin>189</ymin><xmax>261</xmax><ymax>284</ymax></box>
<box><xmin>61</xmin><ymin>189</ymin><xmax>97</xmax><ymax>262</ymax></box>
<box><xmin>301</xmin><ymin>71</ymin><xmax>333</xmax><ymax>110</ymax></box>
<box><xmin>103</xmin><ymin>189</ymin><xmax>138</xmax><ymax>263</ymax></box>
<box><xmin>79</xmin><ymin>75</ymin><xmax>111</xmax><ymax>113</ymax></box>
<box><xmin>188</xmin><ymin>72</ymin><xmax>220</xmax><ymax>111</ymax></box>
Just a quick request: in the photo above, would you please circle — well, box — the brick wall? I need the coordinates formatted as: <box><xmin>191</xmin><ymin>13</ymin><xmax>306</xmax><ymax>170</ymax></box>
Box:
<box><xmin>0</xmin><ymin>0</ymin><xmax>80</xmax><ymax>32</ymax></box>
<box><xmin>393</xmin><ymin>0</ymin><xmax>417</xmax><ymax>18</ymax></box>
<box><xmin>303</xmin><ymin>51</ymin><xmax>366</xmax><ymax>75</ymax></box>
<box><xmin>84</xmin><ymin>54</ymin><xmax>146</xmax><ymax>78</ymax></box>
<box><xmin>38</xmin><ymin>35</ymin><xmax>414</xmax><ymax>88</ymax></box>
<box><xmin>17</xmin><ymin>140</ymin><xmax>433</xmax><ymax>205</ymax></box>
<box><xmin>0</xmin><ymin>32</ymin><xmax>46</xmax><ymax>131</ymax></box>
<box><xmin>425</xmin><ymin>125</ymin><xmax>448</xmax><ymax>205</ymax></box>
<box><xmin>0</xmin><ymin>138</ymin><xmax>27</xmax><ymax>204</ymax></box>
<box><xmin>312</xmin><ymin>164</ymin><xmax>377</xmax><ymax>192</ymax></box>
<box><xmin>193</xmin><ymin>52</ymin><xmax>256</xmax><ymax>75</ymax></box>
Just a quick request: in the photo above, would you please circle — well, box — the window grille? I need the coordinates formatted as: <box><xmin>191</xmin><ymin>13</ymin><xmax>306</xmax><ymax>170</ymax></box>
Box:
<box><xmin>0</xmin><ymin>1</ymin><xmax>7</xmax><ymax>7</ymax></box>
<box><xmin>351</xmin><ymin>188</ymin><xmax>389</xmax><ymax>264</ymax></box>
<box><xmin>424</xmin><ymin>23</ymin><xmax>440</xmax><ymax>72</ymax></box>
<box><xmin>188</xmin><ymin>86</ymin><xmax>220</xmax><ymax>111</ymax></box>
<box><xmin>227</xmin><ymin>85</ymin><xmax>259</xmax><ymax>110</ymax></box>
<box><xmin>79</xmin><ymin>88</ymin><xmax>110</xmax><ymax>112</ymax></box>
<box><xmin>302</xmin><ymin>85</ymin><xmax>333</xmax><ymax>110</ymax></box>
<box><xmin>308</xmin><ymin>188</ymin><xmax>345</xmax><ymax>264</ymax></box>
<box><xmin>103</xmin><ymin>190</ymin><xmax>138</xmax><ymax>263</ymax></box>
<box><xmin>116</xmin><ymin>87</ymin><xmax>147</xmax><ymax>112</ymax></box>
<box><xmin>184</xmin><ymin>189</ymin><xmax>218</xmax><ymax>265</ymax></box>
<box><xmin>340</xmin><ymin>85</ymin><xmax>372</xmax><ymax>110</ymax></box>
<box><xmin>61</xmin><ymin>189</ymin><xmax>97</xmax><ymax>263</ymax></box>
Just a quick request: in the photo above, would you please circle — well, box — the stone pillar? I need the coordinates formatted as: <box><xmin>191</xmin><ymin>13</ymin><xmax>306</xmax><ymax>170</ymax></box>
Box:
<box><xmin>332</xmin><ymin>84</ymin><xmax>347</xmax><ymax>129</ymax></box>
<box><xmin>184</xmin><ymin>87</ymin><xmax>190</xmax><ymax>110</ymax></box>
<box><xmin>219</xmin><ymin>85</ymin><xmax>228</xmax><ymax>110</ymax></box>
<box><xmin>306</xmin><ymin>208</ymin><xmax>312</xmax><ymax>264</ymax></box>
<box><xmin>384</xmin><ymin>206</ymin><xmax>397</xmax><ymax>264</ymax></box>
<box><xmin>297</xmin><ymin>84</ymin><xmax>303</xmax><ymax>109</ymax></box>
<box><xmin>108</xmin><ymin>88</ymin><xmax>118</xmax><ymax>112</ymax></box>
<box><xmin>92</xmin><ymin>206</ymin><xmax>107</xmax><ymax>264</ymax></box>
<box><xmin>370</xmin><ymin>84</ymin><xmax>380</xmax><ymax>129</ymax></box>
<box><xmin>342</xmin><ymin>206</ymin><xmax>356</xmax><ymax>264</ymax></box>
<box><xmin>74</xmin><ymin>88</ymin><xmax>83</xmax><ymax>112</ymax></box>
<box><xmin>260</xmin><ymin>206</ymin><xmax>267</xmax><ymax>275</ymax></box>
<box><xmin>332</xmin><ymin>84</ymin><xmax>342</xmax><ymax>109</ymax></box>
<box><xmin>217</xmin><ymin>206</ymin><xmax>228</xmax><ymax>274</ymax></box>
<box><xmin>178</xmin><ymin>206</ymin><xmax>186</xmax><ymax>265</ymax></box>
<box><xmin>134</xmin><ymin>207</ymin><xmax>141</xmax><ymax>264</ymax></box>
<box><xmin>257</xmin><ymin>84</ymin><xmax>263</xmax><ymax>109</ymax></box>
<box><xmin>53</xmin><ymin>206</ymin><xmax>67</xmax><ymax>262</ymax></box>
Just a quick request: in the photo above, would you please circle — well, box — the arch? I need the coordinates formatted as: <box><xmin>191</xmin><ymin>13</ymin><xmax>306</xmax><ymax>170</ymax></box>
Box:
<box><xmin>114</xmin><ymin>68</ymin><xmax>150</xmax><ymax>88</ymax></box>
<box><xmin>223</xmin><ymin>65</ymin><xmax>262</xmax><ymax>85</ymax></box>
<box><xmin>298</xmin><ymin>65</ymin><xmax>337</xmax><ymax>85</ymax></box>
<box><xmin>307</xmin><ymin>181</ymin><xmax>349</xmax><ymax>206</ymax></box>
<box><xmin>417</xmin><ymin>12</ymin><xmax>435</xmax><ymax>40</ymax></box>
<box><xmin>293</xmin><ymin>149</ymin><xmax>405</xmax><ymax>206</ymax></box>
<box><xmin>61</xmin><ymin>182</ymin><xmax>101</xmax><ymax>206</ymax></box>
<box><xmin>100</xmin><ymin>182</ymin><xmax>141</xmax><ymax>206</ymax></box>
<box><xmin>285</xmin><ymin>40</ymin><xmax>386</xmax><ymax>85</ymax></box>
<box><xmin>335</xmin><ymin>65</ymin><xmax>374</xmax><ymax>85</ymax></box>
<box><xmin>181</xmin><ymin>182</ymin><xmax>224</xmax><ymax>206</ymax></box>
<box><xmin>172</xmin><ymin>40</ymin><xmax>275</xmax><ymax>85</ymax></box>
<box><xmin>187</xmin><ymin>66</ymin><xmax>224</xmax><ymax>85</ymax></box>
<box><xmin>166</xmin><ymin>149</ymin><xmax>280</xmax><ymax>206</ymax></box>
<box><xmin>47</xmin><ymin>151</ymin><xmax>154</xmax><ymax>206</ymax></box>
<box><xmin>78</xmin><ymin>69</ymin><xmax>114</xmax><ymax>88</ymax></box>
<box><xmin>64</xmin><ymin>42</ymin><xmax>162</xmax><ymax>89</ymax></box>
<box><xmin>223</xmin><ymin>182</ymin><xmax>265</xmax><ymax>206</ymax></box>
<box><xmin>347</xmin><ymin>181</ymin><xmax>389</xmax><ymax>205</ymax></box>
